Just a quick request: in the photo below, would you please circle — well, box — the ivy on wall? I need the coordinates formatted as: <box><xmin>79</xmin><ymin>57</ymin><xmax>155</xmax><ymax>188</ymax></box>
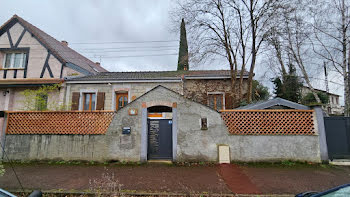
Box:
<box><xmin>20</xmin><ymin>84</ymin><xmax>71</xmax><ymax>111</ymax></box>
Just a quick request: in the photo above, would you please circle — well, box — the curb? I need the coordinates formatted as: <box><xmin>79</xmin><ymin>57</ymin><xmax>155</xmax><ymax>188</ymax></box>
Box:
<box><xmin>8</xmin><ymin>189</ymin><xmax>294</xmax><ymax>197</ymax></box>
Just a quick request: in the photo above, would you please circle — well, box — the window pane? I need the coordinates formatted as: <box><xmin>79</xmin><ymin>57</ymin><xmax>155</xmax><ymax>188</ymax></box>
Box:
<box><xmin>22</xmin><ymin>53</ymin><xmax>26</xmax><ymax>67</ymax></box>
<box><xmin>123</xmin><ymin>96</ymin><xmax>128</xmax><ymax>107</ymax></box>
<box><xmin>91</xmin><ymin>94</ymin><xmax>96</xmax><ymax>110</ymax></box>
<box><xmin>118</xmin><ymin>97</ymin><xmax>123</xmax><ymax>108</ymax></box>
<box><xmin>209</xmin><ymin>96</ymin><xmax>214</xmax><ymax>109</ymax></box>
<box><xmin>4</xmin><ymin>54</ymin><xmax>12</xmax><ymax>68</ymax></box>
<box><xmin>36</xmin><ymin>93</ymin><xmax>48</xmax><ymax>111</ymax></box>
<box><xmin>84</xmin><ymin>94</ymin><xmax>90</xmax><ymax>110</ymax></box>
<box><xmin>216</xmin><ymin>95</ymin><xmax>223</xmax><ymax>110</ymax></box>
<box><xmin>13</xmin><ymin>53</ymin><xmax>22</xmax><ymax>68</ymax></box>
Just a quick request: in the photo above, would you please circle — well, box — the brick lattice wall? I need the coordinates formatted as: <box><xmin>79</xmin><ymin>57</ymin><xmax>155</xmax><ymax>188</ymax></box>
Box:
<box><xmin>221</xmin><ymin>110</ymin><xmax>315</xmax><ymax>135</ymax></box>
<box><xmin>6</xmin><ymin>111</ymin><xmax>115</xmax><ymax>135</ymax></box>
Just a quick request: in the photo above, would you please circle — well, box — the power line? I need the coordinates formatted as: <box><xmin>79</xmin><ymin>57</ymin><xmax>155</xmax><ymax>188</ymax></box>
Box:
<box><xmin>76</xmin><ymin>45</ymin><xmax>178</xmax><ymax>50</ymax></box>
<box><xmin>22</xmin><ymin>47</ymin><xmax>178</xmax><ymax>53</ymax></box>
<box><xmin>29</xmin><ymin>53</ymin><xmax>178</xmax><ymax>59</ymax></box>
<box><xmin>0</xmin><ymin>40</ymin><xmax>179</xmax><ymax>46</ymax></box>
<box><xmin>69</xmin><ymin>40</ymin><xmax>179</xmax><ymax>45</ymax></box>
<box><xmin>306</xmin><ymin>76</ymin><xmax>344</xmax><ymax>86</ymax></box>
<box><xmin>0</xmin><ymin>46</ymin><xmax>179</xmax><ymax>52</ymax></box>
<box><xmin>80</xmin><ymin>49</ymin><xmax>177</xmax><ymax>53</ymax></box>
<box><xmin>94</xmin><ymin>53</ymin><xmax>178</xmax><ymax>58</ymax></box>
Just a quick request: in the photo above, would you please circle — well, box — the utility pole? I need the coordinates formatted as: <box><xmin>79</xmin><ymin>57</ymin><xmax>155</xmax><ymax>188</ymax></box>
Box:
<box><xmin>348</xmin><ymin>46</ymin><xmax>350</xmax><ymax>116</ymax></box>
<box><xmin>324</xmin><ymin>62</ymin><xmax>329</xmax><ymax>93</ymax></box>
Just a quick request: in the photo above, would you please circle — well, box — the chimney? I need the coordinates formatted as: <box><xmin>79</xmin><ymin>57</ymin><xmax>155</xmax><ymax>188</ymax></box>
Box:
<box><xmin>61</xmin><ymin>40</ymin><xmax>68</xmax><ymax>46</ymax></box>
<box><xmin>95</xmin><ymin>62</ymin><xmax>100</xmax><ymax>66</ymax></box>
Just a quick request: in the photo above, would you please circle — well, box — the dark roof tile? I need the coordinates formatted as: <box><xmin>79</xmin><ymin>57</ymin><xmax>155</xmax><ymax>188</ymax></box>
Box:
<box><xmin>66</xmin><ymin>70</ymin><xmax>249</xmax><ymax>81</ymax></box>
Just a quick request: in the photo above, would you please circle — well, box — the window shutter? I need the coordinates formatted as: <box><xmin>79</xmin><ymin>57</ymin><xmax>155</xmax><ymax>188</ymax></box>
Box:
<box><xmin>96</xmin><ymin>92</ymin><xmax>105</xmax><ymax>110</ymax></box>
<box><xmin>71</xmin><ymin>92</ymin><xmax>80</xmax><ymax>110</ymax></box>
<box><xmin>224</xmin><ymin>93</ymin><xmax>231</xmax><ymax>109</ymax></box>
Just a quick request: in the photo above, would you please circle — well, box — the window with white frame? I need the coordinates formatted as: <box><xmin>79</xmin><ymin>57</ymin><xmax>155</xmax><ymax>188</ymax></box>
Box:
<box><xmin>3</xmin><ymin>52</ymin><xmax>27</xmax><ymax>69</ymax></box>
<box><xmin>83</xmin><ymin>93</ymin><xmax>96</xmax><ymax>111</ymax></box>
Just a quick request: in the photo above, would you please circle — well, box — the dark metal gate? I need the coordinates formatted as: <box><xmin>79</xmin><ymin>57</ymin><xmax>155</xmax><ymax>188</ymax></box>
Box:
<box><xmin>147</xmin><ymin>119</ymin><xmax>173</xmax><ymax>160</ymax></box>
<box><xmin>324</xmin><ymin>117</ymin><xmax>350</xmax><ymax>160</ymax></box>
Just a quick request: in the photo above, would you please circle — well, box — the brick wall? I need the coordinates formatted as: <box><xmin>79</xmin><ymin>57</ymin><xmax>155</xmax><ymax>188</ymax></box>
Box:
<box><xmin>183</xmin><ymin>79</ymin><xmax>249</xmax><ymax>109</ymax></box>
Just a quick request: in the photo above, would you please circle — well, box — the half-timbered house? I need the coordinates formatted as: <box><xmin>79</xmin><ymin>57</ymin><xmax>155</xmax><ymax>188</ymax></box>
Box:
<box><xmin>0</xmin><ymin>15</ymin><xmax>106</xmax><ymax>133</ymax></box>
<box><xmin>0</xmin><ymin>15</ymin><xmax>106</xmax><ymax>112</ymax></box>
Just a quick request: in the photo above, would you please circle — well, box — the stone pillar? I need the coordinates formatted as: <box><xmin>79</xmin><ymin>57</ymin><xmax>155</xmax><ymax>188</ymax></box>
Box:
<box><xmin>140</xmin><ymin>103</ymin><xmax>147</xmax><ymax>162</ymax></box>
<box><xmin>313</xmin><ymin>106</ymin><xmax>329</xmax><ymax>162</ymax></box>
<box><xmin>172</xmin><ymin>102</ymin><xmax>178</xmax><ymax>161</ymax></box>
<box><xmin>0</xmin><ymin>113</ymin><xmax>7</xmax><ymax>160</ymax></box>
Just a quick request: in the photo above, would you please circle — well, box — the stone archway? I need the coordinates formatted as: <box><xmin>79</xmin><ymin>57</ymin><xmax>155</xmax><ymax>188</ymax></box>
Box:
<box><xmin>140</xmin><ymin>102</ymin><xmax>177</xmax><ymax>162</ymax></box>
<box><xmin>147</xmin><ymin>105</ymin><xmax>173</xmax><ymax>160</ymax></box>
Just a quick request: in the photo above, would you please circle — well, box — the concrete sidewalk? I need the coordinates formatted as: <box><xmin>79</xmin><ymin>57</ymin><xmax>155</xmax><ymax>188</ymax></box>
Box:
<box><xmin>1</xmin><ymin>163</ymin><xmax>350</xmax><ymax>195</ymax></box>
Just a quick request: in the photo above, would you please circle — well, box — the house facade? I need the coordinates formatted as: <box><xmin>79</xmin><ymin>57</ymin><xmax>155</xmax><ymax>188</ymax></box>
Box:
<box><xmin>0</xmin><ymin>16</ymin><xmax>325</xmax><ymax>164</ymax></box>
<box><xmin>64</xmin><ymin>70</ymin><xmax>249</xmax><ymax>112</ymax></box>
<box><xmin>301</xmin><ymin>86</ymin><xmax>344</xmax><ymax>115</ymax></box>
<box><xmin>0</xmin><ymin>15</ymin><xmax>250</xmax><ymax>114</ymax></box>
<box><xmin>2</xmin><ymin>86</ymin><xmax>322</xmax><ymax>163</ymax></box>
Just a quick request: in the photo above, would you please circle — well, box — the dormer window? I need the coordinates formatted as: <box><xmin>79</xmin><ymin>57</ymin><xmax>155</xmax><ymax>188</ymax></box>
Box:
<box><xmin>3</xmin><ymin>52</ymin><xmax>26</xmax><ymax>69</ymax></box>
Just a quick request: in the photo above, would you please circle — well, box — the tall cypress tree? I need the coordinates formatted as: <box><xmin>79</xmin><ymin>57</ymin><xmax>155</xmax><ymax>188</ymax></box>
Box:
<box><xmin>177</xmin><ymin>18</ymin><xmax>189</xmax><ymax>71</ymax></box>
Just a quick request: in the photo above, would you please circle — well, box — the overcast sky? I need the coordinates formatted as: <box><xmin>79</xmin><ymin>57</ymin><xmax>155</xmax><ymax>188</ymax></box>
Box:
<box><xmin>0</xmin><ymin>0</ymin><xmax>190</xmax><ymax>72</ymax></box>
<box><xmin>0</xmin><ymin>0</ymin><xmax>345</xmax><ymax>104</ymax></box>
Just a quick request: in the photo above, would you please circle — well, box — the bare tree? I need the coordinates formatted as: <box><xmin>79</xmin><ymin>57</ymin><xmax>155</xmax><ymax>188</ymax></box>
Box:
<box><xmin>266</xmin><ymin>28</ymin><xmax>288</xmax><ymax>76</ymax></box>
<box><xmin>171</xmin><ymin>0</ymin><xmax>284</xmax><ymax>106</ymax></box>
<box><xmin>286</xmin><ymin>9</ymin><xmax>322</xmax><ymax>103</ymax></box>
<box><xmin>265</xmin><ymin>0</ymin><xmax>322</xmax><ymax>103</ymax></box>
<box><xmin>242</xmin><ymin>0</ymin><xmax>281</xmax><ymax>103</ymax></box>
<box><xmin>311</xmin><ymin>0</ymin><xmax>350</xmax><ymax>115</ymax></box>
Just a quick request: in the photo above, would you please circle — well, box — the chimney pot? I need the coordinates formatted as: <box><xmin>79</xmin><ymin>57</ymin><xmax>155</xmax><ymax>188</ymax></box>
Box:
<box><xmin>61</xmin><ymin>40</ymin><xmax>68</xmax><ymax>46</ymax></box>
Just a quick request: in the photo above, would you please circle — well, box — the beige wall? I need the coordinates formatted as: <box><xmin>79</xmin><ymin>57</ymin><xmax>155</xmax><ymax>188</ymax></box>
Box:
<box><xmin>0</xmin><ymin>87</ymin><xmax>62</xmax><ymax>111</ymax></box>
<box><xmin>0</xmin><ymin>89</ymin><xmax>6</xmax><ymax>111</ymax></box>
<box><xmin>67</xmin><ymin>82</ymin><xmax>183</xmax><ymax>110</ymax></box>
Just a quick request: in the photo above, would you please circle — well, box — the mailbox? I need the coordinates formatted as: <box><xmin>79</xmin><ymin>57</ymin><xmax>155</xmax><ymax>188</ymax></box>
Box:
<box><xmin>201</xmin><ymin>118</ymin><xmax>208</xmax><ymax>130</ymax></box>
<box><xmin>122</xmin><ymin>127</ymin><xmax>131</xmax><ymax>134</ymax></box>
